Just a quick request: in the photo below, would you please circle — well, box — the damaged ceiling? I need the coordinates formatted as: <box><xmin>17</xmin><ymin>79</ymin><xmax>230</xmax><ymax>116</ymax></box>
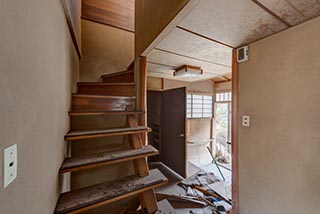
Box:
<box><xmin>147</xmin><ymin>0</ymin><xmax>320</xmax><ymax>82</ymax></box>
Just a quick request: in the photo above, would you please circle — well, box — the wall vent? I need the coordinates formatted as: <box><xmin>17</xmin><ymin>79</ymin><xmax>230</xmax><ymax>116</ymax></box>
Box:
<box><xmin>237</xmin><ymin>46</ymin><xmax>249</xmax><ymax>63</ymax></box>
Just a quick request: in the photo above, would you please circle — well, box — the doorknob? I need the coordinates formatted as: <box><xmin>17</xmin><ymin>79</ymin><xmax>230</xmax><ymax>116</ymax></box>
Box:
<box><xmin>179</xmin><ymin>133</ymin><xmax>185</xmax><ymax>137</ymax></box>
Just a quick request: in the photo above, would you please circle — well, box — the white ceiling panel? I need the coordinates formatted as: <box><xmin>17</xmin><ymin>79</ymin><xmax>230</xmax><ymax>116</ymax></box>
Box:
<box><xmin>148</xmin><ymin>49</ymin><xmax>231</xmax><ymax>75</ymax></box>
<box><xmin>288</xmin><ymin>0</ymin><xmax>320</xmax><ymax>19</ymax></box>
<box><xmin>258</xmin><ymin>0</ymin><xmax>305</xmax><ymax>25</ymax></box>
<box><xmin>179</xmin><ymin>0</ymin><xmax>288</xmax><ymax>47</ymax></box>
<box><xmin>156</xmin><ymin>28</ymin><xmax>232</xmax><ymax>66</ymax></box>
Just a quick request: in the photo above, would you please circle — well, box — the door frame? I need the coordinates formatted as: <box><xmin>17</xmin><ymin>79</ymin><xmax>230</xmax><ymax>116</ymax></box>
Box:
<box><xmin>232</xmin><ymin>49</ymin><xmax>240</xmax><ymax>214</ymax></box>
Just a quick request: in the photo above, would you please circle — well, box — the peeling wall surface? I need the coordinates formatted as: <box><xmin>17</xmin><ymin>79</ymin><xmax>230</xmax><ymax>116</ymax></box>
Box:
<box><xmin>238</xmin><ymin>17</ymin><xmax>320</xmax><ymax>214</ymax></box>
<box><xmin>80</xmin><ymin>19</ymin><xmax>134</xmax><ymax>81</ymax></box>
<box><xmin>0</xmin><ymin>0</ymin><xmax>79</xmax><ymax>213</ymax></box>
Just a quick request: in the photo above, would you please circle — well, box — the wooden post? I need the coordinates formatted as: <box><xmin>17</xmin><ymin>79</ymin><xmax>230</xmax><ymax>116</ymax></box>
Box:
<box><xmin>232</xmin><ymin>49</ymin><xmax>240</xmax><ymax>214</ymax></box>
<box><xmin>140</xmin><ymin>56</ymin><xmax>147</xmax><ymax>145</ymax></box>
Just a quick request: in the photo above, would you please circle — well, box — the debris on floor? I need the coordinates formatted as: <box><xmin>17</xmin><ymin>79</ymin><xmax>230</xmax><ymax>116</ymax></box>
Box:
<box><xmin>179</xmin><ymin>171</ymin><xmax>221</xmax><ymax>187</ymax></box>
<box><xmin>137</xmin><ymin>199</ymin><xmax>177</xmax><ymax>214</ymax></box>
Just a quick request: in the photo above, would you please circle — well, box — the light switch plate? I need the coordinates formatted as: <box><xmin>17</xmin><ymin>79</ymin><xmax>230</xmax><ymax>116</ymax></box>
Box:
<box><xmin>3</xmin><ymin>144</ymin><xmax>17</xmax><ymax>188</ymax></box>
<box><xmin>242</xmin><ymin>115</ymin><xmax>250</xmax><ymax>127</ymax></box>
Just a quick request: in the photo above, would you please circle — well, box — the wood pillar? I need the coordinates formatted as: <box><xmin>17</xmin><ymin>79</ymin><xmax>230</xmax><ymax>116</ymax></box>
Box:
<box><xmin>140</xmin><ymin>56</ymin><xmax>147</xmax><ymax>145</ymax></box>
<box><xmin>232</xmin><ymin>49</ymin><xmax>239</xmax><ymax>214</ymax></box>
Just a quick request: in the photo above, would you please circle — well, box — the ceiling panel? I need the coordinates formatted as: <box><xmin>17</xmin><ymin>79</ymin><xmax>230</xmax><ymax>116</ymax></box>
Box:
<box><xmin>179</xmin><ymin>0</ymin><xmax>288</xmax><ymax>47</ymax></box>
<box><xmin>258</xmin><ymin>0</ymin><xmax>320</xmax><ymax>25</ymax></box>
<box><xmin>288</xmin><ymin>0</ymin><xmax>320</xmax><ymax>19</ymax></box>
<box><xmin>156</xmin><ymin>28</ymin><xmax>232</xmax><ymax>66</ymax></box>
<box><xmin>148</xmin><ymin>49</ymin><xmax>231</xmax><ymax>75</ymax></box>
<box><xmin>257</xmin><ymin>0</ymin><xmax>305</xmax><ymax>25</ymax></box>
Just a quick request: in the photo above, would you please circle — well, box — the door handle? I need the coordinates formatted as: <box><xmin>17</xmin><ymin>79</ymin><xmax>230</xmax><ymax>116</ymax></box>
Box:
<box><xmin>179</xmin><ymin>133</ymin><xmax>185</xmax><ymax>138</ymax></box>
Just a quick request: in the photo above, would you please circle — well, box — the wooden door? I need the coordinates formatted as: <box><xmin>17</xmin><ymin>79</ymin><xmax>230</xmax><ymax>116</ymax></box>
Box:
<box><xmin>161</xmin><ymin>87</ymin><xmax>187</xmax><ymax>177</ymax></box>
<box><xmin>147</xmin><ymin>90</ymin><xmax>162</xmax><ymax>162</ymax></box>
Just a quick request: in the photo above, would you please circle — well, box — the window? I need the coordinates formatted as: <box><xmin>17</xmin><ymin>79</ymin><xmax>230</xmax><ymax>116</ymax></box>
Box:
<box><xmin>187</xmin><ymin>94</ymin><xmax>213</xmax><ymax>118</ymax></box>
<box><xmin>215</xmin><ymin>91</ymin><xmax>232</xmax><ymax>141</ymax></box>
<box><xmin>216</xmin><ymin>92</ymin><xmax>232</xmax><ymax>102</ymax></box>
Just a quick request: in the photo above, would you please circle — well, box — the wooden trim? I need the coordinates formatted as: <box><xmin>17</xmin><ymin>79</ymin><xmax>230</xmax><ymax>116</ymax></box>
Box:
<box><xmin>140</xmin><ymin>57</ymin><xmax>147</xmax><ymax>145</ymax></box>
<box><xmin>81</xmin><ymin>17</ymin><xmax>135</xmax><ymax>33</ymax></box>
<box><xmin>250</xmin><ymin>0</ymin><xmax>292</xmax><ymax>28</ymax></box>
<box><xmin>177</xmin><ymin>26</ymin><xmax>234</xmax><ymax>49</ymax></box>
<box><xmin>155</xmin><ymin>47</ymin><xmax>231</xmax><ymax>68</ymax></box>
<box><xmin>161</xmin><ymin>78</ymin><xmax>165</xmax><ymax>90</ymax></box>
<box><xmin>62</xmin><ymin>0</ymin><xmax>82</xmax><ymax>59</ymax></box>
<box><xmin>232</xmin><ymin>49</ymin><xmax>239</xmax><ymax>214</ymax></box>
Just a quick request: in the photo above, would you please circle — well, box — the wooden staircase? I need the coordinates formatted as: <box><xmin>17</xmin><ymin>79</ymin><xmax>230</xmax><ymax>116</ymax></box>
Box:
<box><xmin>55</xmin><ymin>69</ymin><xmax>168</xmax><ymax>214</ymax></box>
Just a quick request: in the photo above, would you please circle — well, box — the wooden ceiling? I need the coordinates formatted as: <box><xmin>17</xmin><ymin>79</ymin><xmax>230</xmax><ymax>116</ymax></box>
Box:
<box><xmin>147</xmin><ymin>0</ymin><xmax>320</xmax><ymax>82</ymax></box>
<box><xmin>82</xmin><ymin>0</ymin><xmax>134</xmax><ymax>32</ymax></box>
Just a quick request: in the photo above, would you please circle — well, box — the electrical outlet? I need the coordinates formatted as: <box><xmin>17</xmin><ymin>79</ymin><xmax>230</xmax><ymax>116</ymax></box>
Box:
<box><xmin>242</xmin><ymin>115</ymin><xmax>250</xmax><ymax>127</ymax></box>
<box><xmin>3</xmin><ymin>144</ymin><xmax>17</xmax><ymax>188</ymax></box>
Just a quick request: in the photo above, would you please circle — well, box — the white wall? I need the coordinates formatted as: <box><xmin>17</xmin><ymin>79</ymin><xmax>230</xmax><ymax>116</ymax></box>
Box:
<box><xmin>238</xmin><ymin>17</ymin><xmax>320</xmax><ymax>214</ymax></box>
<box><xmin>0</xmin><ymin>0</ymin><xmax>79</xmax><ymax>213</ymax></box>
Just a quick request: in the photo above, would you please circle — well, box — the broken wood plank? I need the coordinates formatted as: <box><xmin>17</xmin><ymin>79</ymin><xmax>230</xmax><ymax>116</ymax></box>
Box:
<box><xmin>59</xmin><ymin>145</ymin><xmax>159</xmax><ymax>173</ymax></box>
<box><xmin>156</xmin><ymin>193</ymin><xmax>206</xmax><ymax>208</ymax></box>
<box><xmin>54</xmin><ymin>169</ymin><xmax>168</xmax><ymax>214</ymax></box>
<box><xmin>64</xmin><ymin>126</ymin><xmax>152</xmax><ymax>141</ymax></box>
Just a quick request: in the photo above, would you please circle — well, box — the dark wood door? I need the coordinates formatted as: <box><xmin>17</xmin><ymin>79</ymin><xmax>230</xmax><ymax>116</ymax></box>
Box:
<box><xmin>147</xmin><ymin>90</ymin><xmax>162</xmax><ymax>162</ymax></box>
<box><xmin>161</xmin><ymin>87</ymin><xmax>187</xmax><ymax>177</ymax></box>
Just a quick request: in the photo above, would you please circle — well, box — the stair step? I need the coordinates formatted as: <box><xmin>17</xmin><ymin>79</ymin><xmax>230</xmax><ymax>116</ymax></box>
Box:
<box><xmin>101</xmin><ymin>70</ymin><xmax>134</xmax><ymax>83</ymax></box>
<box><xmin>69</xmin><ymin>110</ymin><xmax>144</xmax><ymax>116</ymax></box>
<box><xmin>72</xmin><ymin>94</ymin><xmax>135</xmax><ymax>111</ymax></box>
<box><xmin>65</xmin><ymin>126</ymin><xmax>152</xmax><ymax>140</ymax></box>
<box><xmin>54</xmin><ymin>169</ymin><xmax>168</xmax><ymax>214</ymax></box>
<box><xmin>77</xmin><ymin>82</ymin><xmax>135</xmax><ymax>96</ymax></box>
<box><xmin>60</xmin><ymin>145</ymin><xmax>158</xmax><ymax>173</ymax></box>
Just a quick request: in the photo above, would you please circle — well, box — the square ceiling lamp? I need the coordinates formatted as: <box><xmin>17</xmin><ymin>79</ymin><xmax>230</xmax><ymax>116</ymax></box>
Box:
<box><xmin>173</xmin><ymin>65</ymin><xmax>203</xmax><ymax>77</ymax></box>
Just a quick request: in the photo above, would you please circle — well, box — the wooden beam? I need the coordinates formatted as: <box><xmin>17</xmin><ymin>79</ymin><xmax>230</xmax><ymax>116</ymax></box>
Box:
<box><xmin>232</xmin><ymin>49</ymin><xmax>239</xmax><ymax>214</ymax></box>
<box><xmin>140</xmin><ymin>57</ymin><xmax>147</xmax><ymax>145</ymax></box>
<box><xmin>62</xmin><ymin>0</ymin><xmax>81</xmax><ymax>59</ymax></box>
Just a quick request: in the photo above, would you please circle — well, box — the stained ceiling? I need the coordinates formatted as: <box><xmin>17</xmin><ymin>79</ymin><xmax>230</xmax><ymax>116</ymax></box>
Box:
<box><xmin>147</xmin><ymin>0</ymin><xmax>320</xmax><ymax>82</ymax></box>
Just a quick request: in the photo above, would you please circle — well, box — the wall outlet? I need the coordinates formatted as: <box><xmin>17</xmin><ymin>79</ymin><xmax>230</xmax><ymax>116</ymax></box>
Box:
<box><xmin>242</xmin><ymin>115</ymin><xmax>250</xmax><ymax>127</ymax></box>
<box><xmin>3</xmin><ymin>144</ymin><xmax>17</xmax><ymax>188</ymax></box>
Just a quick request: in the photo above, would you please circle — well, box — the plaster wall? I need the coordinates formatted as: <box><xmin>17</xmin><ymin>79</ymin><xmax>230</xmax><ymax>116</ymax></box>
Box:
<box><xmin>238</xmin><ymin>16</ymin><xmax>320</xmax><ymax>214</ymax></box>
<box><xmin>0</xmin><ymin>0</ymin><xmax>80</xmax><ymax>213</ymax></box>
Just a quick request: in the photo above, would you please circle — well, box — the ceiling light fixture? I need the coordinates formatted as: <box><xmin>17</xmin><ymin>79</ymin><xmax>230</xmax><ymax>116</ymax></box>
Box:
<box><xmin>173</xmin><ymin>65</ymin><xmax>203</xmax><ymax>77</ymax></box>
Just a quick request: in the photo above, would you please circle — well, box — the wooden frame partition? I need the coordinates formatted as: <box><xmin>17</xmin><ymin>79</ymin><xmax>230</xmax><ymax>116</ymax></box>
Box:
<box><xmin>232</xmin><ymin>49</ymin><xmax>239</xmax><ymax>214</ymax></box>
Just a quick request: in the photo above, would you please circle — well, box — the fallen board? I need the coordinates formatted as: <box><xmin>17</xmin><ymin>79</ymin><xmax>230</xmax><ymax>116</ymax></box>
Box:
<box><xmin>137</xmin><ymin>199</ymin><xmax>177</xmax><ymax>214</ymax></box>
